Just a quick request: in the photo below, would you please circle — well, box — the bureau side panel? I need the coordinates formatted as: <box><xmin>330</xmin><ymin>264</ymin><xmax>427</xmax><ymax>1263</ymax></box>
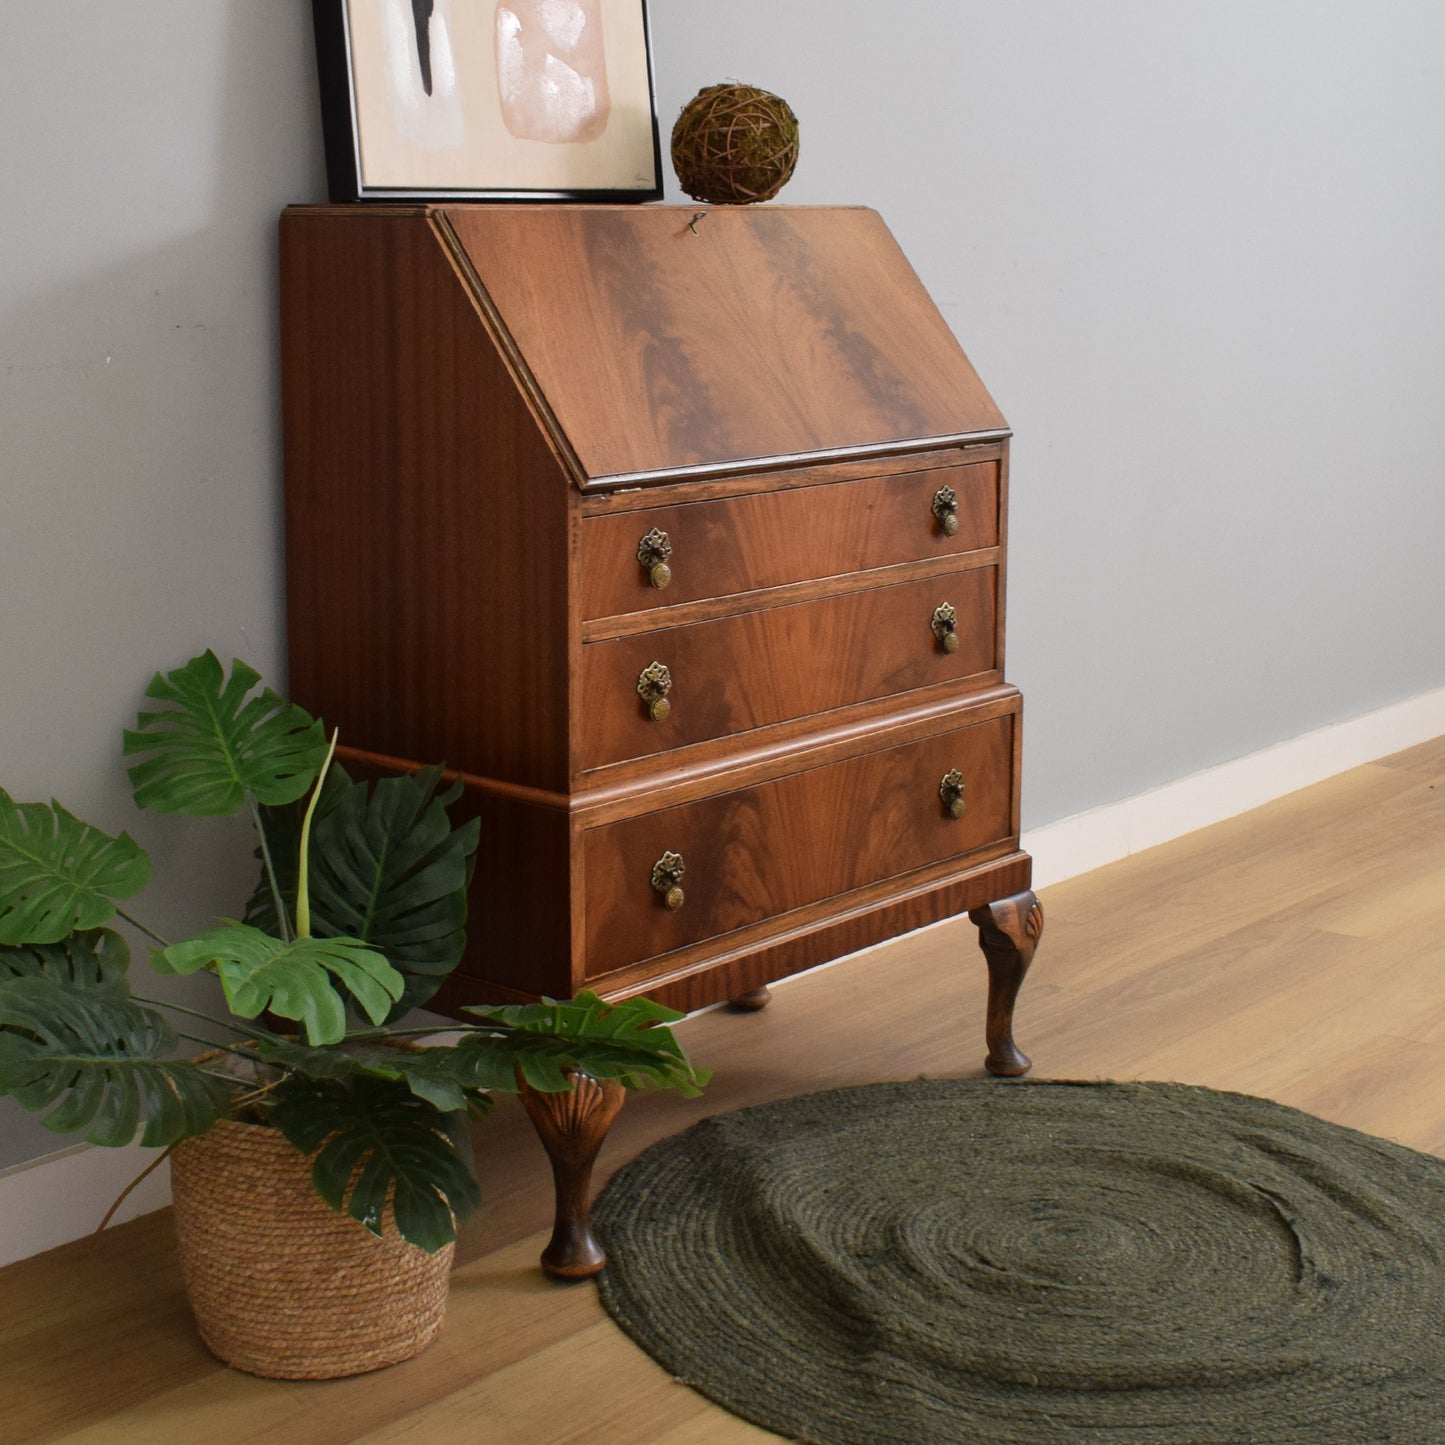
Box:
<box><xmin>331</xmin><ymin>748</ymin><xmax>575</xmax><ymax>1004</ymax></box>
<box><xmin>281</xmin><ymin>210</ymin><xmax>571</xmax><ymax>792</ymax></box>
<box><xmin>996</xmin><ymin>439</ymin><xmax>1011</xmax><ymax>678</ymax></box>
<box><xmin>426</xmin><ymin>788</ymin><xmax>576</xmax><ymax>1007</ymax></box>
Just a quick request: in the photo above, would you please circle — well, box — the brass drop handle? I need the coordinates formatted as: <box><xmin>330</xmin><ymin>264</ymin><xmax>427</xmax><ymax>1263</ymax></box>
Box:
<box><xmin>931</xmin><ymin>602</ymin><xmax>960</xmax><ymax>654</ymax></box>
<box><xmin>939</xmin><ymin>769</ymin><xmax>967</xmax><ymax>819</ymax></box>
<box><xmin>651</xmin><ymin>851</ymin><xmax>686</xmax><ymax>910</ymax></box>
<box><xmin>637</xmin><ymin>661</ymin><xmax>673</xmax><ymax>722</ymax></box>
<box><xmin>637</xmin><ymin>528</ymin><xmax>673</xmax><ymax>589</ymax></box>
<box><xmin>932</xmin><ymin>485</ymin><xmax>959</xmax><ymax>537</ymax></box>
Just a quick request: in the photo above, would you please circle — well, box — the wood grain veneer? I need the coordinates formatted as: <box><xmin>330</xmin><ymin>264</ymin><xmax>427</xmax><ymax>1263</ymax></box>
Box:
<box><xmin>440</xmin><ymin>206</ymin><xmax>1007</xmax><ymax>482</ymax></box>
<box><xmin>577</xmin><ymin>444</ymin><xmax>997</xmax><ymax>516</ymax></box>
<box><xmin>281</xmin><ymin>202</ymin><xmax>1036</xmax><ymax>1042</ymax></box>
<box><xmin>579</xmin><ymin>458</ymin><xmax>1000</xmax><ymax>621</ymax></box>
<box><xmin>281</xmin><ymin>210</ymin><xmax>573</xmax><ymax>792</ymax></box>
<box><xmin>578</xmin><ymin>565</ymin><xmax>999</xmax><ymax>769</ymax></box>
<box><xmin>581</xmin><ymin>710</ymin><xmax>1015</xmax><ymax>976</ymax></box>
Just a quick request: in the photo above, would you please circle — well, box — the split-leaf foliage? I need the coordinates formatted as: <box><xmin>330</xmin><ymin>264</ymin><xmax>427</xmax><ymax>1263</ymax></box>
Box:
<box><xmin>0</xmin><ymin>652</ymin><xmax>706</xmax><ymax>1251</ymax></box>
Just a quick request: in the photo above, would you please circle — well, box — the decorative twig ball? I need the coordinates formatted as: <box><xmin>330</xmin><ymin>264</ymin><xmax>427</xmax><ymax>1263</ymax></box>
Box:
<box><xmin>671</xmin><ymin>83</ymin><xmax>800</xmax><ymax>205</ymax></box>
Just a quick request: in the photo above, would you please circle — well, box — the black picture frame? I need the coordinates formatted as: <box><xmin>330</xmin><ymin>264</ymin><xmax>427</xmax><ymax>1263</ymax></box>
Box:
<box><xmin>312</xmin><ymin>0</ymin><xmax>663</xmax><ymax>202</ymax></box>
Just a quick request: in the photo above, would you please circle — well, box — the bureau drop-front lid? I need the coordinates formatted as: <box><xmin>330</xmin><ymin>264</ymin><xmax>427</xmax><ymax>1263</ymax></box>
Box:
<box><xmin>438</xmin><ymin>204</ymin><xmax>1007</xmax><ymax>487</ymax></box>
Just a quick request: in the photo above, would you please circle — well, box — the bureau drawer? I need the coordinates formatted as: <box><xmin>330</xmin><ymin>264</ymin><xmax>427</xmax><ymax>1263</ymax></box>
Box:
<box><xmin>579</xmin><ymin>565</ymin><xmax>998</xmax><ymax>770</ymax></box>
<box><xmin>580</xmin><ymin>459</ymin><xmax>999</xmax><ymax>621</ymax></box>
<box><xmin>581</xmin><ymin>710</ymin><xmax>1016</xmax><ymax>978</ymax></box>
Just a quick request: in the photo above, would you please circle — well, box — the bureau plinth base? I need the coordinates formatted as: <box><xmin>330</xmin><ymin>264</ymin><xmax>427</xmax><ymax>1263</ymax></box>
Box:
<box><xmin>519</xmin><ymin>1071</ymin><xmax>626</xmax><ymax>1280</ymax></box>
<box><xmin>969</xmin><ymin>889</ymin><xmax>1044</xmax><ymax>1077</ymax></box>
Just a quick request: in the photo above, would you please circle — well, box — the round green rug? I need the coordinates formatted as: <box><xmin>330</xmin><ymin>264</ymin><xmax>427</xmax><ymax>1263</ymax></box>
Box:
<box><xmin>593</xmin><ymin>1079</ymin><xmax>1445</xmax><ymax>1444</ymax></box>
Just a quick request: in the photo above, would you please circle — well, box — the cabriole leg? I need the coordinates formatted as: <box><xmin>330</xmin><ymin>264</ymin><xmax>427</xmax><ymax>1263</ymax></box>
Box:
<box><xmin>968</xmin><ymin>889</ymin><xmax>1044</xmax><ymax>1077</ymax></box>
<box><xmin>519</xmin><ymin>1070</ymin><xmax>626</xmax><ymax>1280</ymax></box>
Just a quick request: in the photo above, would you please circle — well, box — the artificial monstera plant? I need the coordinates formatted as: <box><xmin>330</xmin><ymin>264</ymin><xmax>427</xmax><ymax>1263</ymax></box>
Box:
<box><xmin>0</xmin><ymin>651</ymin><xmax>705</xmax><ymax>1252</ymax></box>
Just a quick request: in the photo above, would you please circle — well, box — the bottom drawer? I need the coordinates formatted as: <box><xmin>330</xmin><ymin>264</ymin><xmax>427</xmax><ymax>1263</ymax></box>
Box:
<box><xmin>581</xmin><ymin>710</ymin><xmax>1016</xmax><ymax>979</ymax></box>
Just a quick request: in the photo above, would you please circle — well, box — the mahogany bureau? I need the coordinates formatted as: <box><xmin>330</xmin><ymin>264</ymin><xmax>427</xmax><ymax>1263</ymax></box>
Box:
<box><xmin>280</xmin><ymin>203</ymin><xmax>1043</xmax><ymax>1267</ymax></box>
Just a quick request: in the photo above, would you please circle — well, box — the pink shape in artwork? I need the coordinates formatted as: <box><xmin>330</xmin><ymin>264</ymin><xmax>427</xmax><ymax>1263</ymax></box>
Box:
<box><xmin>494</xmin><ymin>0</ymin><xmax>612</xmax><ymax>144</ymax></box>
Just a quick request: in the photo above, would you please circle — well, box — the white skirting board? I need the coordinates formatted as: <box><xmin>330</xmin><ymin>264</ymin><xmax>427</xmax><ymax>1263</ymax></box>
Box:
<box><xmin>1023</xmin><ymin>684</ymin><xmax>1445</xmax><ymax>890</ymax></box>
<box><xmin>3</xmin><ymin>684</ymin><xmax>1443</xmax><ymax>1268</ymax></box>
<box><xmin>0</xmin><ymin>1138</ymin><xmax>172</xmax><ymax>1268</ymax></box>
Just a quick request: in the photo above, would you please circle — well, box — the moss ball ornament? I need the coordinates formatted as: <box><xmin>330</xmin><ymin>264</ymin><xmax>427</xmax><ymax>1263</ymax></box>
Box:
<box><xmin>670</xmin><ymin>83</ymin><xmax>800</xmax><ymax>205</ymax></box>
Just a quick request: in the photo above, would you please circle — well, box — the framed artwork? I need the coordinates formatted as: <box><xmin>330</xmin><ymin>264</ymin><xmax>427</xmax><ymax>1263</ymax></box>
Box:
<box><xmin>312</xmin><ymin>0</ymin><xmax>663</xmax><ymax>201</ymax></box>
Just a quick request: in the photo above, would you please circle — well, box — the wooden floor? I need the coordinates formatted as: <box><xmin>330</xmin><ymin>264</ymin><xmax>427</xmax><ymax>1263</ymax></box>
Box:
<box><xmin>6</xmin><ymin>735</ymin><xmax>1444</xmax><ymax>1444</ymax></box>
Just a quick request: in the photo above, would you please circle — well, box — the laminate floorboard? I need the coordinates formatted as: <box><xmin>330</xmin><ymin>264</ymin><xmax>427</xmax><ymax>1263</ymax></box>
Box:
<box><xmin>5</xmin><ymin>735</ymin><xmax>1443</xmax><ymax>1443</ymax></box>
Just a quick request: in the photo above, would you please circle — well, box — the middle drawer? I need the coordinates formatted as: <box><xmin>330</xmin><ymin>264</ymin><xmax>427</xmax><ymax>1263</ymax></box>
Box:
<box><xmin>578</xmin><ymin>564</ymin><xmax>999</xmax><ymax>771</ymax></box>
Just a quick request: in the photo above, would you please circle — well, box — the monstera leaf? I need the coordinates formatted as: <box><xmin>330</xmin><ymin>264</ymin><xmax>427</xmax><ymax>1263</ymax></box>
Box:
<box><xmin>0</xmin><ymin>975</ymin><xmax>229</xmax><ymax>1147</ymax></box>
<box><xmin>249</xmin><ymin>994</ymin><xmax>705</xmax><ymax>1114</ymax></box>
<box><xmin>457</xmin><ymin>992</ymin><xmax>708</xmax><ymax>1096</ymax></box>
<box><xmin>0</xmin><ymin>791</ymin><xmax>150</xmax><ymax>946</ymax></box>
<box><xmin>124</xmin><ymin>651</ymin><xmax>327</xmax><ymax>817</ymax></box>
<box><xmin>253</xmin><ymin>1034</ymin><xmax>491</xmax><ymax>1116</ymax></box>
<box><xmin>247</xmin><ymin>766</ymin><xmax>478</xmax><ymax>1017</ymax></box>
<box><xmin>270</xmin><ymin>1072</ymin><xmax>481</xmax><ymax>1253</ymax></box>
<box><xmin>0</xmin><ymin>927</ymin><xmax>131</xmax><ymax>993</ymax></box>
<box><xmin>156</xmin><ymin>924</ymin><xmax>404</xmax><ymax>1045</ymax></box>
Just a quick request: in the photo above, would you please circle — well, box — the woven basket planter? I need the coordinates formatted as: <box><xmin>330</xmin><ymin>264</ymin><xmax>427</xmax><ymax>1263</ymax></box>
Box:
<box><xmin>169</xmin><ymin>1119</ymin><xmax>454</xmax><ymax>1380</ymax></box>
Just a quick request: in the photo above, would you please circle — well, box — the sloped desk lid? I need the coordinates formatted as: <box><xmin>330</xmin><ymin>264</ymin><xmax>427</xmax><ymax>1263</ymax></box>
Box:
<box><xmin>439</xmin><ymin>205</ymin><xmax>1006</xmax><ymax>487</ymax></box>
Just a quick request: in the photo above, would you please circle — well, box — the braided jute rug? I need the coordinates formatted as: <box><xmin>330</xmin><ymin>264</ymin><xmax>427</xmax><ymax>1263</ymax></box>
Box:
<box><xmin>593</xmin><ymin>1079</ymin><xmax>1445</xmax><ymax>1444</ymax></box>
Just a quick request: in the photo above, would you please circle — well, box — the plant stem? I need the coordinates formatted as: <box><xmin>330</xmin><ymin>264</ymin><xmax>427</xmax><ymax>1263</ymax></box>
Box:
<box><xmin>94</xmin><ymin>1146</ymin><xmax>176</xmax><ymax>1238</ymax></box>
<box><xmin>247</xmin><ymin>791</ymin><xmax>293</xmax><ymax>944</ymax></box>
<box><xmin>174</xmin><ymin>1033</ymin><xmax>271</xmax><ymax>1068</ymax></box>
<box><xmin>295</xmin><ymin>729</ymin><xmax>340</xmax><ymax>942</ymax></box>
<box><xmin>195</xmin><ymin>1065</ymin><xmax>264</xmax><ymax>1086</ymax></box>
<box><xmin>173</xmin><ymin>1029</ymin><xmax>226</xmax><ymax>1049</ymax></box>
<box><xmin>114</xmin><ymin>909</ymin><xmax>168</xmax><ymax>949</ymax></box>
<box><xmin>227</xmin><ymin>1077</ymin><xmax>285</xmax><ymax>1113</ymax></box>
<box><xmin>131</xmin><ymin>994</ymin><xmax>270</xmax><ymax>1041</ymax></box>
<box><xmin>345</xmin><ymin>1024</ymin><xmax>493</xmax><ymax>1041</ymax></box>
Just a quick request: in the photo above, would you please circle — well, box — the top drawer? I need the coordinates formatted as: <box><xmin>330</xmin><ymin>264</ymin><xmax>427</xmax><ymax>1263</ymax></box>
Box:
<box><xmin>580</xmin><ymin>458</ymin><xmax>999</xmax><ymax>623</ymax></box>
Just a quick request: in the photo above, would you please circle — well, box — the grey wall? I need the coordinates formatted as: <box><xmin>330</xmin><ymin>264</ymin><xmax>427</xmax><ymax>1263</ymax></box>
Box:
<box><xmin>3</xmin><ymin>2</ymin><xmax>1444</xmax><ymax>1169</ymax></box>
<box><xmin>651</xmin><ymin>1</ymin><xmax>1445</xmax><ymax>822</ymax></box>
<box><xmin>0</xmin><ymin>3</ymin><xmax>327</xmax><ymax>1170</ymax></box>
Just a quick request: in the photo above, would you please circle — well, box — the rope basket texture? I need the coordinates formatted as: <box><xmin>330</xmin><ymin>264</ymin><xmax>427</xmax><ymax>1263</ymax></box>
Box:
<box><xmin>169</xmin><ymin>1119</ymin><xmax>453</xmax><ymax>1380</ymax></box>
<box><xmin>671</xmin><ymin>83</ymin><xmax>799</xmax><ymax>204</ymax></box>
